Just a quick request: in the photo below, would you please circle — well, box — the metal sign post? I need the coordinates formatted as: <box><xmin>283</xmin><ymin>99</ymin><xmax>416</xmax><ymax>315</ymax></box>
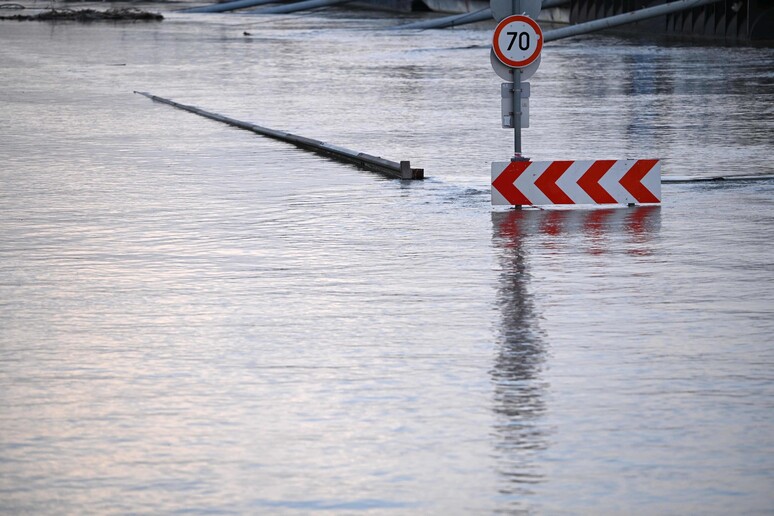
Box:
<box><xmin>491</xmin><ymin>11</ymin><xmax>543</xmax><ymax>162</ymax></box>
<box><xmin>489</xmin><ymin>1</ymin><xmax>662</xmax><ymax>208</ymax></box>
<box><xmin>512</xmin><ymin>68</ymin><xmax>523</xmax><ymax>160</ymax></box>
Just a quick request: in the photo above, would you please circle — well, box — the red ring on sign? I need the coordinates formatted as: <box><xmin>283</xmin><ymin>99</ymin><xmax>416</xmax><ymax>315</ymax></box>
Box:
<box><xmin>492</xmin><ymin>15</ymin><xmax>543</xmax><ymax>68</ymax></box>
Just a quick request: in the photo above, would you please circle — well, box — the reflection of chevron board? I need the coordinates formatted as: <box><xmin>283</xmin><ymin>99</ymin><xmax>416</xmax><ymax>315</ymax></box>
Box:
<box><xmin>492</xmin><ymin>160</ymin><xmax>661</xmax><ymax>206</ymax></box>
<box><xmin>493</xmin><ymin>206</ymin><xmax>661</xmax><ymax>240</ymax></box>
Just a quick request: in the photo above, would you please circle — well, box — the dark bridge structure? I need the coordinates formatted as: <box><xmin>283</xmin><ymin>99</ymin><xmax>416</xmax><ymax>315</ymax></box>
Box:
<box><xmin>569</xmin><ymin>0</ymin><xmax>773</xmax><ymax>41</ymax></box>
<box><xmin>183</xmin><ymin>0</ymin><xmax>772</xmax><ymax>42</ymax></box>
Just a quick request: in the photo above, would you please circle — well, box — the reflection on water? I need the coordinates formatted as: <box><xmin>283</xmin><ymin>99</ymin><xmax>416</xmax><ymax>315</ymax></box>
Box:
<box><xmin>491</xmin><ymin>210</ymin><xmax>548</xmax><ymax>509</ymax></box>
<box><xmin>1</xmin><ymin>10</ymin><xmax>772</xmax><ymax>513</ymax></box>
<box><xmin>489</xmin><ymin>207</ymin><xmax>661</xmax><ymax>509</ymax></box>
<box><xmin>495</xmin><ymin>206</ymin><xmax>661</xmax><ymax>254</ymax></box>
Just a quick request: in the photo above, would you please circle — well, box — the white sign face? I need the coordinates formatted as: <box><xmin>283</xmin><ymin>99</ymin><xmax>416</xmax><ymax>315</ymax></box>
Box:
<box><xmin>501</xmin><ymin>84</ymin><xmax>530</xmax><ymax>128</ymax></box>
<box><xmin>492</xmin><ymin>15</ymin><xmax>543</xmax><ymax>68</ymax></box>
<box><xmin>501</xmin><ymin>82</ymin><xmax>530</xmax><ymax>98</ymax></box>
<box><xmin>501</xmin><ymin>98</ymin><xmax>529</xmax><ymax>128</ymax></box>
<box><xmin>492</xmin><ymin>160</ymin><xmax>662</xmax><ymax>206</ymax></box>
<box><xmin>490</xmin><ymin>0</ymin><xmax>542</xmax><ymax>21</ymax></box>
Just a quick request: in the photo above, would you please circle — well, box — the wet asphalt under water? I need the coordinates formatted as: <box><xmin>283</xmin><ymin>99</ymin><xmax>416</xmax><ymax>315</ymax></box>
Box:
<box><xmin>1</xmin><ymin>8</ymin><xmax>773</xmax><ymax>514</ymax></box>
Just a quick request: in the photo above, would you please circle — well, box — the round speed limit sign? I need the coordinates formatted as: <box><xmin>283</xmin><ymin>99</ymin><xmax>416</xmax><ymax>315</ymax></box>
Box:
<box><xmin>492</xmin><ymin>15</ymin><xmax>543</xmax><ymax>69</ymax></box>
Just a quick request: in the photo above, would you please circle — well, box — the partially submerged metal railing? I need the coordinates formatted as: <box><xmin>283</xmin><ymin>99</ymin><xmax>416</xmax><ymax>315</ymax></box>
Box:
<box><xmin>134</xmin><ymin>92</ymin><xmax>423</xmax><ymax>180</ymax></box>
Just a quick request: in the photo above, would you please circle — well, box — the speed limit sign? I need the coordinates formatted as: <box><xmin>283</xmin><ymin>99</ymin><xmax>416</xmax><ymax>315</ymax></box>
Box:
<box><xmin>492</xmin><ymin>15</ymin><xmax>543</xmax><ymax>69</ymax></box>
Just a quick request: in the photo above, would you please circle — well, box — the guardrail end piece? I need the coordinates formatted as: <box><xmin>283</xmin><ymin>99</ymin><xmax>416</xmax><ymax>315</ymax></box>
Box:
<box><xmin>400</xmin><ymin>161</ymin><xmax>413</xmax><ymax>180</ymax></box>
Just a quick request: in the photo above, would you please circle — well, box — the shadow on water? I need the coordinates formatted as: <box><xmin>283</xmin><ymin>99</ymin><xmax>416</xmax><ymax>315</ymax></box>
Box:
<box><xmin>489</xmin><ymin>207</ymin><xmax>661</xmax><ymax>511</ymax></box>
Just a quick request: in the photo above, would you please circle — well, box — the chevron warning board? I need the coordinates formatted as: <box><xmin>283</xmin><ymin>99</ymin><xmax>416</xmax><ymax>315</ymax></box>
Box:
<box><xmin>492</xmin><ymin>159</ymin><xmax>661</xmax><ymax>206</ymax></box>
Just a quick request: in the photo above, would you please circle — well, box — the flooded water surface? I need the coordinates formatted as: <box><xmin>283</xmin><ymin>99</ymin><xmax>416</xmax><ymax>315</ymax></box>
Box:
<box><xmin>1</xmin><ymin>9</ymin><xmax>773</xmax><ymax>514</ymax></box>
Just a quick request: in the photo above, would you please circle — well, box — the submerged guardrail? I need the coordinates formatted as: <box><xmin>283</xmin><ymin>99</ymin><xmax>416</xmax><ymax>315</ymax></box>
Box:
<box><xmin>134</xmin><ymin>91</ymin><xmax>424</xmax><ymax>180</ymax></box>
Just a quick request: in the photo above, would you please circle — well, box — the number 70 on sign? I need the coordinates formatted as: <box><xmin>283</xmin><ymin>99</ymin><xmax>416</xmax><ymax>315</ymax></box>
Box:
<box><xmin>505</xmin><ymin>31</ymin><xmax>532</xmax><ymax>51</ymax></box>
<box><xmin>492</xmin><ymin>15</ymin><xmax>543</xmax><ymax>69</ymax></box>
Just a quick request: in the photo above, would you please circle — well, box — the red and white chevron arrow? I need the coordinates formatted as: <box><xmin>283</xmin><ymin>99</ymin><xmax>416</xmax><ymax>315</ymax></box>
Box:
<box><xmin>492</xmin><ymin>159</ymin><xmax>661</xmax><ymax>206</ymax></box>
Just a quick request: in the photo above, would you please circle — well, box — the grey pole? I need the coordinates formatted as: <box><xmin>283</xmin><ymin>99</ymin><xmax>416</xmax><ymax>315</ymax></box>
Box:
<box><xmin>512</xmin><ymin>69</ymin><xmax>525</xmax><ymax>161</ymax></box>
<box><xmin>510</xmin><ymin>0</ymin><xmax>527</xmax><ymax>161</ymax></box>
<box><xmin>182</xmin><ymin>0</ymin><xmax>283</xmax><ymax>14</ymax></box>
<box><xmin>543</xmin><ymin>0</ymin><xmax>722</xmax><ymax>41</ymax></box>
<box><xmin>249</xmin><ymin>0</ymin><xmax>353</xmax><ymax>15</ymax></box>
<box><xmin>394</xmin><ymin>8</ymin><xmax>492</xmax><ymax>30</ymax></box>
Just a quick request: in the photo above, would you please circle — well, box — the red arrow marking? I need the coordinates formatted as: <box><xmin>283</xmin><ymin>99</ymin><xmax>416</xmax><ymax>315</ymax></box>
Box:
<box><xmin>493</xmin><ymin>161</ymin><xmax>532</xmax><ymax>205</ymax></box>
<box><xmin>620</xmin><ymin>159</ymin><xmax>659</xmax><ymax>203</ymax></box>
<box><xmin>534</xmin><ymin>161</ymin><xmax>574</xmax><ymax>204</ymax></box>
<box><xmin>578</xmin><ymin>160</ymin><xmax>617</xmax><ymax>204</ymax></box>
